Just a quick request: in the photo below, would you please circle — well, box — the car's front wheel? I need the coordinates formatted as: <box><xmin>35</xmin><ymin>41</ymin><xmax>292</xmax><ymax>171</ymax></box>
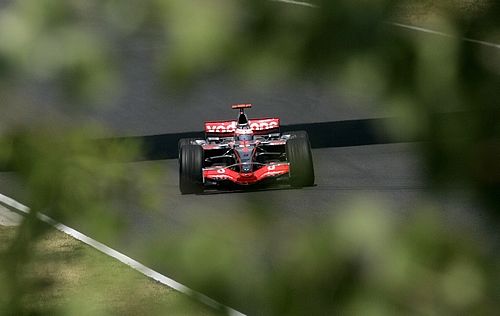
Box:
<box><xmin>286</xmin><ymin>132</ymin><xmax>315</xmax><ymax>187</ymax></box>
<box><xmin>179</xmin><ymin>144</ymin><xmax>203</xmax><ymax>194</ymax></box>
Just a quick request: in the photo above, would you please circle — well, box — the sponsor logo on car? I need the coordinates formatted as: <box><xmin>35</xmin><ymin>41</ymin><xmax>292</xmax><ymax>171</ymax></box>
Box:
<box><xmin>205</xmin><ymin>119</ymin><xmax>279</xmax><ymax>133</ymax></box>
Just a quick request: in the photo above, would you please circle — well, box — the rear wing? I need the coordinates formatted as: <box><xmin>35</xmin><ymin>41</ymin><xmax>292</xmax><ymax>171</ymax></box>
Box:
<box><xmin>205</xmin><ymin>118</ymin><xmax>280</xmax><ymax>137</ymax></box>
<box><xmin>232</xmin><ymin>103</ymin><xmax>252</xmax><ymax>110</ymax></box>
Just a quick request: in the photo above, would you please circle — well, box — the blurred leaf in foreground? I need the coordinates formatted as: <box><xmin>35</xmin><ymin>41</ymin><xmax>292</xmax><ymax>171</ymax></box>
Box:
<box><xmin>148</xmin><ymin>199</ymin><xmax>498</xmax><ymax>315</ymax></box>
<box><xmin>0</xmin><ymin>124</ymin><xmax>161</xmax><ymax>315</ymax></box>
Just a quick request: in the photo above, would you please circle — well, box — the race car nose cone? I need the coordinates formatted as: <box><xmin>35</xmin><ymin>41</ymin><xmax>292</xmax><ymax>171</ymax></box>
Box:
<box><xmin>241</xmin><ymin>173</ymin><xmax>253</xmax><ymax>177</ymax></box>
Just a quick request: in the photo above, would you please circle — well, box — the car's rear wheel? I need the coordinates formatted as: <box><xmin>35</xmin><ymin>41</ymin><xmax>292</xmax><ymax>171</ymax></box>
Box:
<box><xmin>178</xmin><ymin>138</ymin><xmax>196</xmax><ymax>161</ymax></box>
<box><xmin>286</xmin><ymin>132</ymin><xmax>315</xmax><ymax>187</ymax></box>
<box><xmin>179</xmin><ymin>144</ymin><xmax>203</xmax><ymax>194</ymax></box>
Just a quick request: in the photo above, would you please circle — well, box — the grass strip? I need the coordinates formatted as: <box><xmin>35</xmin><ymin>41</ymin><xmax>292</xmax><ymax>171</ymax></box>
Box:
<box><xmin>0</xmin><ymin>225</ymin><xmax>218</xmax><ymax>315</ymax></box>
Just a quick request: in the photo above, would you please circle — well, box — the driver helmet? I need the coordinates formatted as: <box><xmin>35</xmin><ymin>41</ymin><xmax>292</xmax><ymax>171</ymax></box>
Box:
<box><xmin>235</xmin><ymin>124</ymin><xmax>254</xmax><ymax>141</ymax></box>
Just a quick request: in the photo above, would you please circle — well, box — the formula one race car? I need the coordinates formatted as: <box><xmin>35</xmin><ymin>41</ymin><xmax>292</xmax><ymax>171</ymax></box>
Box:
<box><xmin>178</xmin><ymin>104</ymin><xmax>314</xmax><ymax>194</ymax></box>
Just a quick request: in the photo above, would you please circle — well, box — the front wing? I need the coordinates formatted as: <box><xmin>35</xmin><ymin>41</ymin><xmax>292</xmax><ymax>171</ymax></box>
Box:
<box><xmin>203</xmin><ymin>163</ymin><xmax>290</xmax><ymax>186</ymax></box>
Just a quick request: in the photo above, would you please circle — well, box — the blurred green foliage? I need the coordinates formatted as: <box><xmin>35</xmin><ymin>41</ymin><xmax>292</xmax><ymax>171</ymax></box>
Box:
<box><xmin>152</xmin><ymin>202</ymin><xmax>498</xmax><ymax>315</ymax></box>
<box><xmin>0</xmin><ymin>124</ymin><xmax>162</xmax><ymax>314</ymax></box>
<box><xmin>0</xmin><ymin>0</ymin><xmax>499</xmax><ymax>315</ymax></box>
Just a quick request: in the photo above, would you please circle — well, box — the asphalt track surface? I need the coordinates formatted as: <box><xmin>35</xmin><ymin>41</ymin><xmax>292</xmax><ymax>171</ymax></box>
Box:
<box><xmin>127</xmin><ymin>143</ymin><xmax>424</xmax><ymax>232</ymax></box>
<box><xmin>0</xmin><ymin>143</ymin><xmax>429</xmax><ymax>237</ymax></box>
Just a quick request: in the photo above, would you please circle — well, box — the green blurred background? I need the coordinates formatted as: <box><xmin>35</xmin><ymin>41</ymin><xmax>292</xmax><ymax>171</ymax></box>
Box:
<box><xmin>0</xmin><ymin>0</ymin><xmax>499</xmax><ymax>315</ymax></box>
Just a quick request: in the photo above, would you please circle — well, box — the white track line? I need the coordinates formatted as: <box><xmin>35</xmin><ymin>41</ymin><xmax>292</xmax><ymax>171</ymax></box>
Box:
<box><xmin>389</xmin><ymin>22</ymin><xmax>500</xmax><ymax>49</ymax></box>
<box><xmin>0</xmin><ymin>192</ymin><xmax>245</xmax><ymax>316</ymax></box>
<box><xmin>271</xmin><ymin>0</ymin><xmax>318</xmax><ymax>8</ymax></box>
<box><xmin>271</xmin><ymin>0</ymin><xmax>500</xmax><ymax>50</ymax></box>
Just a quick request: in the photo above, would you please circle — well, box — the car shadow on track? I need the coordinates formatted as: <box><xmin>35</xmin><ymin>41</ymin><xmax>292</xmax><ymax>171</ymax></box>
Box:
<box><xmin>196</xmin><ymin>184</ymin><xmax>317</xmax><ymax>196</ymax></box>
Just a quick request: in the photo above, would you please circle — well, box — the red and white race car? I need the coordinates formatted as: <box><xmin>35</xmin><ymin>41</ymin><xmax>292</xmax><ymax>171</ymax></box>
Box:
<box><xmin>178</xmin><ymin>104</ymin><xmax>314</xmax><ymax>194</ymax></box>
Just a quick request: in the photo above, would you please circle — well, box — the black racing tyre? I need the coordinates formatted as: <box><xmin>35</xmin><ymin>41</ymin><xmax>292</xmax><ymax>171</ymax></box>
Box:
<box><xmin>179</xmin><ymin>144</ymin><xmax>203</xmax><ymax>194</ymax></box>
<box><xmin>178</xmin><ymin>138</ymin><xmax>196</xmax><ymax>161</ymax></box>
<box><xmin>286</xmin><ymin>132</ymin><xmax>315</xmax><ymax>187</ymax></box>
